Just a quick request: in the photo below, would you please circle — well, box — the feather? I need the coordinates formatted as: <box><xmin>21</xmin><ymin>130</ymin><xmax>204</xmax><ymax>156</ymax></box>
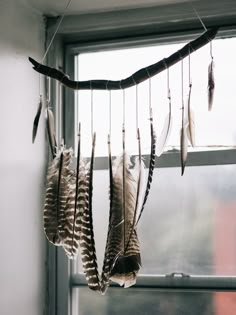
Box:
<box><xmin>100</xmin><ymin>135</ymin><xmax>114</xmax><ymax>294</ymax></box>
<box><xmin>180</xmin><ymin>123</ymin><xmax>188</xmax><ymax>176</ymax></box>
<box><xmin>32</xmin><ymin>95</ymin><xmax>43</xmax><ymax>143</ymax></box>
<box><xmin>101</xmin><ymin>152</ymin><xmax>142</xmax><ymax>292</ymax></box>
<box><xmin>43</xmin><ymin>148</ymin><xmax>73</xmax><ymax>245</ymax></box>
<box><xmin>186</xmin><ymin>83</ymin><xmax>196</xmax><ymax>147</ymax></box>
<box><xmin>156</xmin><ymin>95</ymin><xmax>172</xmax><ymax>157</ymax></box>
<box><xmin>79</xmin><ymin>133</ymin><xmax>100</xmax><ymax>292</ymax></box>
<box><xmin>208</xmin><ymin>59</ymin><xmax>215</xmax><ymax>111</ymax></box>
<box><xmin>63</xmin><ymin>124</ymin><xmax>81</xmax><ymax>259</ymax></box>
<box><xmin>46</xmin><ymin>107</ymin><xmax>57</xmax><ymax>158</ymax></box>
<box><xmin>136</xmin><ymin>121</ymin><xmax>156</xmax><ymax>224</ymax></box>
<box><xmin>125</xmin><ymin>129</ymin><xmax>145</xmax><ymax>252</ymax></box>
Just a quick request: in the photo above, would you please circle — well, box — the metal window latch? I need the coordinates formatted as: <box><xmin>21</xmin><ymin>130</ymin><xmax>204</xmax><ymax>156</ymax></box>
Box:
<box><xmin>165</xmin><ymin>272</ymin><xmax>190</xmax><ymax>278</ymax></box>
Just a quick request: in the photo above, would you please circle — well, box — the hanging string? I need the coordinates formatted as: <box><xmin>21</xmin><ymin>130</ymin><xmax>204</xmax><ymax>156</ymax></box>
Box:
<box><xmin>42</xmin><ymin>0</ymin><xmax>73</xmax><ymax>63</ymax></box>
<box><xmin>122</xmin><ymin>88</ymin><xmax>126</xmax><ymax>128</ymax></box>
<box><xmin>90</xmin><ymin>83</ymin><xmax>94</xmax><ymax>140</ymax></box>
<box><xmin>38</xmin><ymin>0</ymin><xmax>73</xmax><ymax>97</ymax></box>
<box><xmin>181</xmin><ymin>60</ymin><xmax>184</xmax><ymax>121</ymax></box>
<box><xmin>47</xmin><ymin>77</ymin><xmax>51</xmax><ymax>108</ymax></box>
<box><xmin>191</xmin><ymin>5</ymin><xmax>207</xmax><ymax>32</ymax></box>
<box><xmin>136</xmin><ymin>84</ymin><xmax>139</xmax><ymax>131</ymax></box>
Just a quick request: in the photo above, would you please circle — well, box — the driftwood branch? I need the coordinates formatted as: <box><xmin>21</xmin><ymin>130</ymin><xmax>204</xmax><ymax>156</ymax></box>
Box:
<box><xmin>29</xmin><ymin>27</ymin><xmax>218</xmax><ymax>90</ymax></box>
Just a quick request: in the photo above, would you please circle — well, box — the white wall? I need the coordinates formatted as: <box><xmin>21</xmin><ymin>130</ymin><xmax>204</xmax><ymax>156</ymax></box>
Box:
<box><xmin>0</xmin><ymin>1</ymin><xmax>47</xmax><ymax>315</ymax></box>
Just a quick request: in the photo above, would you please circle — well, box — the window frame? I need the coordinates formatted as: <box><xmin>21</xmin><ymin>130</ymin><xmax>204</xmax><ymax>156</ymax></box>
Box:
<box><xmin>46</xmin><ymin>15</ymin><xmax>236</xmax><ymax>315</ymax></box>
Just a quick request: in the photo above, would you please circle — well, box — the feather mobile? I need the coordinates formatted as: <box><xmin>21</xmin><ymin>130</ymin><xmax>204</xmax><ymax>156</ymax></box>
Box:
<box><xmin>156</xmin><ymin>91</ymin><xmax>172</xmax><ymax>157</ymax></box>
<box><xmin>79</xmin><ymin>133</ymin><xmax>101</xmax><ymax>291</ymax></box>
<box><xmin>32</xmin><ymin>95</ymin><xmax>43</xmax><ymax>143</ymax></box>
<box><xmin>46</xmin><ymin>105</ymin><xmax>57</xmax><ymax>158</ymax></box>
<box><xmin>43</xmin><ymin>147</ymin><xmax>73</xmax><ymax>245</ymax></box>
<box><xmin>187</xmin><ymin>83</ymin><xmax>196</xmax><ymax>147</ymax></box>
<box><xmin>208</xmin><ymin>58</ymin><xmax>215</xmax><ymax>111</ymax></box>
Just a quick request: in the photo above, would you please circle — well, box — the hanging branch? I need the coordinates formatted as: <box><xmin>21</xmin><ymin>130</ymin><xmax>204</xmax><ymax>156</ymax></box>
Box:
<box><xmin>29</xmin><ymin>27</ymin><xmax>218</xmax><ymax>91</ymax></box>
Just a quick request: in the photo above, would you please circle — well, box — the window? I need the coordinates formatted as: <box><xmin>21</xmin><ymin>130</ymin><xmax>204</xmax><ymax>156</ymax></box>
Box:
<box><xmin>53</xmin><ymin>28</ymin><xmax>236</xmax><ymax>315</ymax></box>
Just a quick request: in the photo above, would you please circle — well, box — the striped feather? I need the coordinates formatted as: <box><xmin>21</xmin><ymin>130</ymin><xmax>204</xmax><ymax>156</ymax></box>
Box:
<box><xmin>32</xmin><ymin>95</ymin><xmax>43</xmax><ymax>143</ymax></box>
<box><xmin>63</xmin><ymin>124</ymin><xmax>82</xmax><ymax>259</ymax></box>
<box><xmin>43</xmin><ymin>148</ymin><xmax>73</xmax><ymax>245</ymax></box>
<box><xmin>79</xmin><ymin>133</ymin><xmax>100</xmax><ymax>291</ymax></box>
<box><xmin>136</xmin><ymin>122</ymin><xmax>156</xmax><ymax>224</ymax></box>
<box><xmin>101</xmin><ymin>152</ymin><xmax>141</xmax><ymax>292</ymax></box>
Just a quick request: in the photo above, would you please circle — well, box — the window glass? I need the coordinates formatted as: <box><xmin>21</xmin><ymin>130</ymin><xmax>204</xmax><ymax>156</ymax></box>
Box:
<box><xmin>75</xmin><ymin>163</ymin><xmax>236</xmax><ymax>276</ymax></box>
<box><xmin>75</xmin><ymin>37</ymin><xmax>236</xmax><ymax>157</ymax></box>
<box><xmin>72</xmin><ymin>288</ymin><xmax>236</xmax><ymax>315</ymax></box>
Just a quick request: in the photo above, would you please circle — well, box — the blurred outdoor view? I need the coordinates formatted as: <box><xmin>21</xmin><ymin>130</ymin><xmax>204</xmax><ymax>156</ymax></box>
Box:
<box><xmin>72</xmin><ymin>37</ymin><xmax>236</xmax><ymax>314</ymax></box>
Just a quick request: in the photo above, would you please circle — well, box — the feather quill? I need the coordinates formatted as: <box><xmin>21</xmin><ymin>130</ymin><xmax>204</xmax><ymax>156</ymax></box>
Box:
<box><xmin>156</xmin><ymin>94</ymin><xmax>172</xmax><ymax>157</ymax></box>
<box><xmin>43</xmin><ymin>148</ymin><xmax>73</xmax><ymax>245</ymax></box>
<box><xmin>46</xmin><ymin>106</ymin><xmax>57</xmax><ymax>158</ymax></box>
<box><xmin>79</xmin><ymin>133</ymin><xmax>100</xmax><ymax>291</ymax></box>
<box><xmin>208</xmin><ymin>59</ymin><xmax>215</xmax><ymax>111</ymax></box>
<box><xmin>32</xmin><ymin>95</ymin><xmax>43</xmax><ymax>143</ymax></box>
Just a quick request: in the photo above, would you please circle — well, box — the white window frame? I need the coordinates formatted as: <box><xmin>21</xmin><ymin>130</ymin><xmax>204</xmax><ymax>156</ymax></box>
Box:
<box><xmin>45</xmin><ymin>11</ymin><xmax>236</xmax><ymax>315</ymax></box>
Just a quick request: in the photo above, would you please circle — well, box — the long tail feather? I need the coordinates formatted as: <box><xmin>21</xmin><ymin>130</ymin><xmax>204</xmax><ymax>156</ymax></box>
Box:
<box><xmin>80</xmin><ymin>133</ymin><xmax>100</xmax><ymax>291</ymax></box>
<box><xmin>43</xmin><ymin>148</ymin><xmax>73</xmax><ymax>245</ymax></box>
<box><xmin>46</xmin><ymin>107</ymin><xmax>57</xmax><ymax>158</ymax></box>
<box><xmin>101</xmin><ymin>152</ymin><xmax>141</xmax><ymax>291</ymax></box>
<box><xmin>208</xmin><ymin>59</ymin><xmax>215</xmax><ymax>111</ymax></box>
<box><xmin>100</xmin><ymin>135</ymin><xmax>114</xmax><ymax>294</ymax></box>
<box><xmin>32</xmin><ymin>95</ymin><xmax>43</xmax><ymax>143</ymax></box>
<box><xmin>156</xmin><ymin>95</ymin><xmax>172</xmax><ymax>157</ymax></box>
<box><xmin>63</xmin><ymin>124</ymin><xmax>81</xmax><ymax>259</ymax></box>
<box><xmin>136</xmin><ymin>122</ymin><xmax>156</xmax><ymax>224</ymax></box>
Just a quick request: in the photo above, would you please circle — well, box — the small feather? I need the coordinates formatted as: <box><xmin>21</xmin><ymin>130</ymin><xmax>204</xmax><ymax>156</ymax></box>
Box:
<box><xmin>186</xmin><ymin>83</ymin><xmax>196</xmax><ymax>147</ymax></box>
<box><xmin>32</xmin><ymin>95</ymin><xmax>43</xmax><ymax>143</ymax></box>
<box><xmin>156</xmin><ymin>97</ymin><xmax>172</xmax><ymax>157</ymax></box>
<box><xmin>208</xmin><ymin>59</ymin><xmax>215</xmax><ymax>111</ymax></box>
<box><xmin>46</xmin><ymin>107</ymin><xmax>57</xmax><ymax>158</ymax></box>
<box><xmin>180</xmin><ymin>124</ymin><xmax>188</xmax><ymax>176</ymax></box>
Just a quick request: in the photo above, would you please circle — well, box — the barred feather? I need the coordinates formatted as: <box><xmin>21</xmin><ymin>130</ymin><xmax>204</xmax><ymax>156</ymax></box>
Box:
<box><xmin>43</xmin><ymin>148</ymin><xmax>73</xmax><ymax>245</ymax></box>
<box><xmin>79</xmin><ymin>133</ymin><xmax>100</xmax><ymax>291</ymax></box>
<box><xmin>136</xmin><ymin>122</ymin><xmax>156</xmax><ymax>224</ymax></box>
<box><xmin>32</xmin><ymin>95</ymin><xmax>43</xmax><ymax>143</ymax></box>
<box><xmin>181</xmin><ymin>124</ymin><xmax>188</xmax><ymax>176</ymax></box>
<box><xmin>63</xmin><ymin>125</ymin><xmax>82</xmax><ymax>259</ymax></box>
<box><xmin>101</xmin><ymin>153</ymin><xmax>142</xmax><ymax>292</ymax></box>
<box><xmin>208</xmin><ymin>59</ymin><xmax>215</xmax><ymax>111</ymax></box>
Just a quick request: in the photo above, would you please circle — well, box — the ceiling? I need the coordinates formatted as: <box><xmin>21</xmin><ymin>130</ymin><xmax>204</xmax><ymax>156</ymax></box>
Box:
<box><xmin>23</xmin><ymin>0</ymin><xmax>193</xmax><ymax>15</ymax></box>
<box><xmin>22</xmin><ymin>0</ymin><xmax>236</xmax><ymax>18</ymax></box>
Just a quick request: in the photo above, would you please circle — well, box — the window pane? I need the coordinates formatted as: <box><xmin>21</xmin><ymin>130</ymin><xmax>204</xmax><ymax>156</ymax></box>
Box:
<box><xmin>75</xmin><ymin>163</ymin><xmax>236</xmax><ymax>276</ymax></box>
<box><xmin>72</xmin><ymin>288</ymin><xmax>236</xmax><ymax>315</ymax></box>
<box><xmin>76</xmin><ymin>37</ymin><xmax>236</xmax><ymax>157</ymax></box>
